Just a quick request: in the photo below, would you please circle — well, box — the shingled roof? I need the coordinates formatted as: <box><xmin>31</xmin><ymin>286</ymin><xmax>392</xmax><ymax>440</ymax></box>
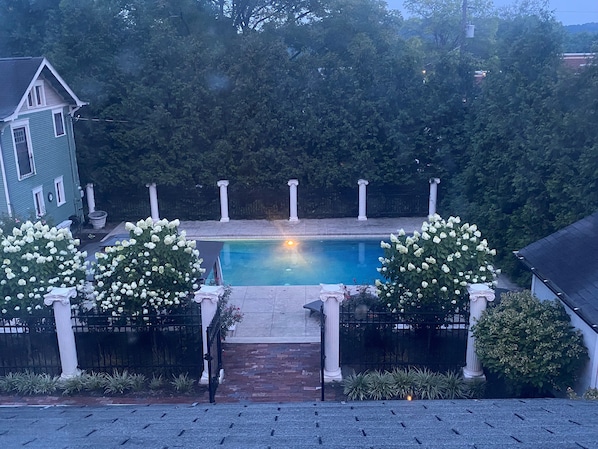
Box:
<box><xmin>0</xmin><ymin>56</ymin><xmax>85</xmax><ymax>121</ymax></box>
<box><xmin>516</xmin><ymin>210</ymin><xmax>598</xmax><ymax>331</ymax></box>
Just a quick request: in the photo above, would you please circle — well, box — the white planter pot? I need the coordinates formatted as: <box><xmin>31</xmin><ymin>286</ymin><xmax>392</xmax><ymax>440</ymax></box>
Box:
<box><xmin>88</xmin><ymin>210</ymin><xmax>107</xmax><ymax>230</ymax></box>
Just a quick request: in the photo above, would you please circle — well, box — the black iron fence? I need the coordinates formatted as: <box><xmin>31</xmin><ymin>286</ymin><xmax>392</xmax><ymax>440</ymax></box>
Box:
<box><xmin>91</xmin><ymin>182</ymin><xmax>429</xmax><ymax>221</ymax></box>
<box><xmin>0</xmin><ymin>305</ymin><xmax>204</xmax><ymax>378</ymax></box>
<box><xmin>205</xmin><ymin>310</ymin><xmax>223</xmax><ymax>403</ymax></box>
<box><xmin>0</xmin><ymin>316</ymin><xmax>61</xmax><ymax>376</ymax></box>
<box><xmin>340</xmin><ymin>305</ymin><xmax>468</xmax><ymax>374</ymax></box>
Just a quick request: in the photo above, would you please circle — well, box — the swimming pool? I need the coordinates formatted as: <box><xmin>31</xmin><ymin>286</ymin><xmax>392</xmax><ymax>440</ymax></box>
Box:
<box><xmin>216</xmin><ymin>238</ymin><xmax>384</xmax><ymax>286</ymax></box>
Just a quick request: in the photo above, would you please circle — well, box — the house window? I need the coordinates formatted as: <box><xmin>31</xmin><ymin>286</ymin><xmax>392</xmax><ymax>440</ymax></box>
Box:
<box><xmin>32</xmin><ymin>186</ymin><xmax>46</xmax><ymax>217</ymax></box>
<box><xmin>12</xmin><ymin>123</ymin><xmax>35</xmax><ymax>179</ymax></box>
<box><xmin>54</xmin><ymin>176</ymin><xmax>66</xmax><ymax>206</ymax></box>
<box><xmin>53</xmin><ymin>110</ymin><xmax>65</xmax><ymax>137</ymax></box>
<box><xmin>27</xmin><ymin>81</ymin><xmax>46</xmax><ymax>108</ymax></box>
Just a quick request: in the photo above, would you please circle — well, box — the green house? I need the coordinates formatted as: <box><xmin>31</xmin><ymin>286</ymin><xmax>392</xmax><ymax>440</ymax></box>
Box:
<box><xmin>0</xmin><ymin>57</ymin><xmax>86</xmax><ymax>228</ymax></box>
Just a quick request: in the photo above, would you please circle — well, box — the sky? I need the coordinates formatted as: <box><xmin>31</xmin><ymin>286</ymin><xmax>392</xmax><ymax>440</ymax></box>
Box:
<box><xmin>385</xmin><ymin>0</ymin><xmax>598</xmax><ymax>26</ymax></box>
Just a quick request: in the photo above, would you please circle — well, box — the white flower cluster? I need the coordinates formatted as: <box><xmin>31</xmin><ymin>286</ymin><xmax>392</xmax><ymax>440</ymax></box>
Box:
<box><xmin>376</xmin><ymin>215</ymin><xmax>498</xmax><ymax>320</ymax></box>
<box><xmin>93</xmin><ymin>218</ymin><xmax>205</xmax><ymax>318</ymax></box>
<box><xmin>0</xmin><ymin>221</ymin><xmax>87</xmax><ymax>320</ymax></box>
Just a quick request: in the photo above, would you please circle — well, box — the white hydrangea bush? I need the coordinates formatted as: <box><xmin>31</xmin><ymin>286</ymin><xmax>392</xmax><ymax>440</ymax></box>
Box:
<box><xmin>92</xmin><ymin>218</ymin><xmax>204</xmax><ymax>319</ymax></box>
<box><xmin>376</xmin><ymin>215</ymin><xmax>498</xmax><ymax>324</ymax></box>
<box><xmin>0</xmin><ymin>221</ymin><xmax>87</xmax><ymax>321</ymax></box>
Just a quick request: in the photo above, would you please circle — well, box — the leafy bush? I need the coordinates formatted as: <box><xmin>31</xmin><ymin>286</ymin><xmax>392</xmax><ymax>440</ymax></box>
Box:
<box><xmin>0</xmin><ymin>221</ymin><xmax>87</xmax><ymax>321</ymax></box>
<box><xmin>376</xmin><ymin>215</ymin><xmax>497</xmax><ymax>326</ymax></box>
<box><xmin>92</xmin><ymin>218</ymin><xmax>204</xmax><ymax>319</ymax></box>
<box><xmin>472</xmin><ymin>290</ymin><xmax>588</xmax><ymax>396</ymax></box>
<box><xmin>342</xmin><ymin>368</ymin><xmax>478</xmax><ymax>401</ymax></box>
<box><xmin>218</xmin><ymin>285</ymin><xmax>243</xmax><ymax>340</ymax></box>
<box><xmin>170</xmin><ymin>373</ymin><xmax>195</xmax><ymax>393</ymax></box>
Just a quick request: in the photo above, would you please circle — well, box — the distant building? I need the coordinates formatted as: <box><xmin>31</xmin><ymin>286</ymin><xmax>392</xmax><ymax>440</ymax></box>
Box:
<box><xmin>562</xmin><ymin>53</ymin><xmax>595</xmax><ymax>71</ymax></box>
<box><xmin>0</xmin><ymin>57</ymin><xmax>86</xmax><ymax>227</ymax></box>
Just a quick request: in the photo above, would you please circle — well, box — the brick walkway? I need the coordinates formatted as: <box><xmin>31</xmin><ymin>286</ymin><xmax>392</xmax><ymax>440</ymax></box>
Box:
<box><xmin>216</xmin><ymin>343</ymin><xmax>345</xmax><ymax>403</ymax></box>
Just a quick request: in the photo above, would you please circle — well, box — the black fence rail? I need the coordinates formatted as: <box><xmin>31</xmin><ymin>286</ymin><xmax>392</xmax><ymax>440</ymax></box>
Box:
<box><xmin>91</xmin><ymin>182</ymin><xmax>429</xmax><ymax>221</ymax></box>
<box><xmin>0</xmin><ymin>316</ymin><xmax>61</xmax><ymax>376</ymax></box>
<box><xmin>74</xmin><ymin>305</ymin><xmax>204</xmax><ymax>377</ymax></box>
<box><xmin>340</xmin><ymin>306</ymin><xmax>468</xmax><ymax>374</ymax></box>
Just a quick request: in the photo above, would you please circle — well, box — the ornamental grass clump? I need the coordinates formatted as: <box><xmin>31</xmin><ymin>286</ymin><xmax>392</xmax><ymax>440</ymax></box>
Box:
<box><xmin>472</xmin><ymin>290</ymin><xmax>588</xmax><ymax>397</ymax></box>
<box><xmin>92</xmin><ymin>218</ymin><xmax>204</xmax><ymax>319</ymax></box>
<box><xmin>0</xmin><ymin>221</ymin><xmax>87</xmax><ymax>321</ymax></box>
<box><xmin>376</xmin><ymin>214</ymin><xmax>497</xmax><ymax>326</ymax></box>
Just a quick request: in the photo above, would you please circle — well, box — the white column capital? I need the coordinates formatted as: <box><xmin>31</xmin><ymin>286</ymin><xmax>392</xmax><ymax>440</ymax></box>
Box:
<box><xmin>429</xmin><ymin>177</ymin><xmax>441</xmax><ymax>185</ymax></box>
<box><xmin>467</xmin><ymin>283</ymin><xmax>495</xmax><ymax>303</ymax></box>
<box><xmin>319</xmin><ymin>284</ymin><xmax>346</xmax><ymax>303</ymax></box>
<box><xmin>44</xmin><ymin>287</ymin><xmax>77</xmax><ymax>306</ymax></box>
<box><xmin>145</xmin><ymin>182</ymin><xmax>156</xmax><ymax>188</ymax></box>
<box><xmin>288</xmin><ymin>179</ymin><xmax>299</xmax><ymax>187</ymax></box>
<box><xmin>217</xmin><ymin>180</ymin><xmax>229</xmax><ymax>188</ymax></box>
<box><xmin>85</xmin><ymin>182</ymin><xmax>94</xmax><ymax>188</ymax></box>
<box><xmin>193</xmin><ymin>285</ymin><xmax>224</xmax><ymax>304</ymax></box>
<box><xmin>358</xmin><ymin>179</ymin><xmax>369</xmax><ymax>186</ymax></box>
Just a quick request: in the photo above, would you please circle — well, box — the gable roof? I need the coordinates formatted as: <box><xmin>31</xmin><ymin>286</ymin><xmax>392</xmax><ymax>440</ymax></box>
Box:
<box><xmin>516</xmin><ymin>211</ymin><xmax>598</xmax><ymax>331</ymax></box>
<box><xmin>0</xmin><ymin>57</ymin><xmax>86</xmax><ymax>121</ymax></box>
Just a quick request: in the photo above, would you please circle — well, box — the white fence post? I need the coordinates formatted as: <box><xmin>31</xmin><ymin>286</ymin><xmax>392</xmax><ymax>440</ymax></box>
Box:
<box><xmin>85</xmin><ymin>183</ymin><xmax>96</xmax><ymax>213</ymax></box>
<box><xmin>44</xmin><ymin>287</ymin><xmax>80</xmax><ymax>379</ymax></box>
<box><xmin>194</xmin><ymin>285</ymin><xmax>223</xmax><ymax>385</ymax></box>
<box><xmin>288</xmin><ymin>179</ymin><xmax>299</xmax><ymax>222</ymax></box>
<box><xmin>320</xmin><ymin>284</ymin><xmax>345</xmax><ymax>382</ymax></box>
<box><xmin>428</xmin><ymin>178</ymin><xmax>440</xmax><ymax>216</ymax></box>
<box><xmin>357</xmin><ymin>179</ymin><xmax>368</xmax><ymax>221</ymax></box>
<box><xmin>146</xmin><ymin>182</ymin><xmax>160</xmax><ymax>221</ymax></box>
<box><xmin>464</xmin><ymin>284</ymin><xmax>495</xmax><ymax>380</ymax></box>
<box><xmin>217</xmin><ymin>180</ymin><xmax>230</xmax><ymax>222</ymax></box>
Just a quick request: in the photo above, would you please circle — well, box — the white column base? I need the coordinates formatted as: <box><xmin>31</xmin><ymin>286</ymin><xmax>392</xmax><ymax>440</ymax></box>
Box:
<box><xmin>199</xmin><ymin>372</ymin><xmax>210</xmax><ymax>385</ymax></box>
<box><xmin>357</xmin><ymin>216</ymin><xmax>367</xmax><ymax>221</ymax></box>
<box><xmin>220</xmin><ymin>217</ymin><xmax>230</xmax><ymax>223</ymax></box>
<box><xmin>289</xmin><ymin>217</ymin><xmax>299</xmax><ymax>223</ymax></box>
<box><xmin>324</xmin><ymin>368</ymin><xmax>343</xmax><ymax>383</ymax></box>
<box><xmin>463</xmin><ymin>367</ymin><xmax>486</xmax><ymax>382</ymax></box>
<box><xmin>60</xmin><ymin>368</ymin><xmax>82</xmax><ymax>380</ymax></box>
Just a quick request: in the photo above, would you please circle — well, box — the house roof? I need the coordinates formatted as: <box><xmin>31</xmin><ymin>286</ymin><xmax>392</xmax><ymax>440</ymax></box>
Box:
<box><xmin>0</xmin><ymin>56</ymin><xmax>86</xmax><ymax>121</ymax></box>
<box><xmin>516</xmin><ymin>210</ymin><xmax>598</xmax><ymax>330</ymax></box>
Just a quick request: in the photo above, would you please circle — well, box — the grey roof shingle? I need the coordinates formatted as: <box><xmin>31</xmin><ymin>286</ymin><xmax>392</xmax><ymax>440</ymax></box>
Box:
<box><xmin>1</xmin><ymin>399</ymin><xmax>597</xmax><ymax>448</ymax></box>
<box><xmin>0</xmin><ymin>57</ymin><xmax>44</xmax><ymax>120</ymax></box>
<box><xmin>517</xmin><ymin>211</ymin><xmax>598</xmax><ymax>330</ymax></box>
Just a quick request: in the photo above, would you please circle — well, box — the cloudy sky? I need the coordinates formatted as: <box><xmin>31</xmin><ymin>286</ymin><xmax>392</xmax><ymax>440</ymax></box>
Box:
<box><xmin>386</xmin><ymin>0</ymin><xmax>598</xmax><ymax>25</ymax></box>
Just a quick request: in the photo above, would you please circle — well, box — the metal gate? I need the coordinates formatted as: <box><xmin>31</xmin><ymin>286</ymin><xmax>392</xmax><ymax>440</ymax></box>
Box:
<box><xmin>205</xmin><ymin>313</ymin><xmax>223</xmax><ymax>403</ymax></box>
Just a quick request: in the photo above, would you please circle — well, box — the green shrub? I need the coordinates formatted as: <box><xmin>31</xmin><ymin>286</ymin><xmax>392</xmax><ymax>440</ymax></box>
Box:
<box><xmin>103</xmin><ymin>370</ymin><xmax>135</xmax><ymax>395</ymax></box>
<box><xmin>170</xmin><ymin>373</ymin><xmax>195</xmax><ymax>393</ymax></box>
<box><xmin>472</xmin><ymin>290</ymin><xmax>588</xmax><ymax>396</ymax></box>
<box><xmin>343</xmin><ymin>373</ymin><xmax>370</xmax><ymax>400</ymax></box>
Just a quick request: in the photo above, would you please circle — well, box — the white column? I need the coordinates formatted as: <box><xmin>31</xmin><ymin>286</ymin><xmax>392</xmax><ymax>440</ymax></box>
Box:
<box><xmin>44</xmin><ymin>287</ymin><xmax>80</xmax><ymax>379</ymax></box>
<box><xmin>320</xmin><ymin>284</ymin><xmax>345</xmax><ymax>382</ymax></box>
<box><xmin>428</xmin><ymin>178</ymin><xmax>440</xmax><ymax>217</ymax></box>
<box><xmin>357</xmin><ymin>179</ymin><xmax>369</xmax><ymax>221</ymax></box>
<box><xmin>288</xmin><ymin>179</ymin><xmax>299</xmax><ymax>222</ymax></box>
<box><xmin>85</xmin><ymin>183</ymin><xmax>96</xmax><ymax>213</ymax></box>
<box><xmin>463</xmin><ymin>284</ymin><xmax>495</xmax><ymax>380</ymax></box>
<box><xmin>193</xmin><ymin>285</ymin><xmax>223</xmax><ymax>385</ymax></box>
<box><xmin>217</xmin><ymin>180</ymin><xmax>230</xmax><ymax>223</ymax></box>
<box><xmin>146</xmin><ymin>183</ymin><xmax>160</xmax><ymax>221</ymax></box>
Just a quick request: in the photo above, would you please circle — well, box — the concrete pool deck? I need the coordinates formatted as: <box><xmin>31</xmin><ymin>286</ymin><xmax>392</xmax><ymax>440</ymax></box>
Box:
<box><xmin>103</xmin><ymin>217</ymin><xmax>517</xmax><ymax>344</ymax></box>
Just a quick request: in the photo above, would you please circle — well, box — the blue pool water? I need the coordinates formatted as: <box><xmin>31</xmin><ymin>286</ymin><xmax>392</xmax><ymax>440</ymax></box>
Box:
<box><xmin>217</xmin><ymin>239</ymin><xmax>384</xmax><ymax>286</ymax></box>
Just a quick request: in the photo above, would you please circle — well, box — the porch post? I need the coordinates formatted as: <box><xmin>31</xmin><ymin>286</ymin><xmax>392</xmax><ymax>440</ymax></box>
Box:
<box><xmin>463</xmin><ymin>284</ymin><xmax>495</xmax><ymax>380</ymax></box>
<box><xmin>288</xmin><ymin>179</ymin><xmax>299</xmax><ymax>222</ymax></box>
<box><xmin>357</xmin><ymin>179</ymin><xmax>368</xmax><ymax>221</ymax></box>
<box><xmin>320</xmin><ymin>284</ymin><xmax>345</xmax><ymax>382</ymax></box>
<box><xmin>428</xmin><ymin>178</ymin><xmax>440</xmax><ymax>216</ymax></box>
<box><xmin>217</xmin><ymin>180</ymin><xmax>230</xmax><ymax>223</ymax></box>
<box><xmin>44</xmin><ymin>287</ymin><xmax>80</xmax><ymax>379</ymax></box>
<box><xmin>85</xmin><ymin>183</ymin><xmax>96</xmax><ymax>213</ymax></box>
<box><xmin>194</xmin><ymin>285</ymin><xmax>223</xmax><ymax>385</ymax></box>
<box><xmin>146</xmin><ymin>183</ymin><xmax>160</xmax><ymax>221</ymax></box>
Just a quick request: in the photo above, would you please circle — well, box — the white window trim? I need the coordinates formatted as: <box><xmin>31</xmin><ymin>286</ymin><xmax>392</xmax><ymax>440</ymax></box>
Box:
<box><xmin>32</xmin><ymin>185</ymin><xmax>46</xmax><ymax>217</ymax></box>
<box><xmin>27</xmin><ymin>80</ymin><xmax>46</xmax><ymax>109</ymax></box>
<box><xmin>52</xmin><ymin>109</ymin><xmax>66</xmax><ymax>137</ymax></box>
<box><xmin>11</xmin><ymin>119</ymin><xmax>36</xmax><ymax>180</ymax></box>
<box><xmin>54</xmin><ymin>176</ymin><xmax>66</xmax><ymax>206</ymax></box>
